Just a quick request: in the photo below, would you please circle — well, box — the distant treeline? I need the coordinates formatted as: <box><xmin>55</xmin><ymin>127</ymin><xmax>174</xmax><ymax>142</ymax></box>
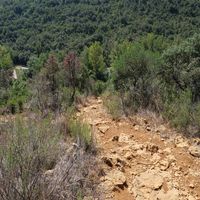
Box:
<box><xmin>0</xmin><ymin>0</ymin><xmax>199</xmax><ymax>64</ymax></box>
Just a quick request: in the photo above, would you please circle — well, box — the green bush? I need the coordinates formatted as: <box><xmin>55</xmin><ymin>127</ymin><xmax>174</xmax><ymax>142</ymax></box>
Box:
<box><xmin>69</xmin><ymin>120</ymin><xmax>92</xmax><ymax>150</ymax></box>
<box><xmin>102</xmin><ymin>91</ymin><xmax>123</xmax><ymax>120</ymax></box>
<box><xmin>163</xmin><ymin>90</ymin><xmax>192</xmax><ymax>129</ymax></box>
<box><xmin>193</xmin><ymin>103</ymin><xmax>200</xmax><ymax>130</ymax></box>
<box><xmin>111</xmin><ymin>41</ymin><xmax>161</xmax><ymax>111</ymax></box>
<box><xmin>92</xmin><ymin>80</ymin><xmax>107</xmax><ymax>96</ymax></box>
<box><xmin>0</xmin><ymin>116</ymin><xmax>61</xmax><ymax>200</ymax></box>
<box><xmin>7</xmin><ymin>79</ymin><xmax>29</xmax><ymax>113</ymax></box>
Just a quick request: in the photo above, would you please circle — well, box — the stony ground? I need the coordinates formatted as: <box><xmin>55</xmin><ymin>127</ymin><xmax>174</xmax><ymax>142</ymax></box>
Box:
<box><xmin>77</xmin><ymin>97</ymin><xmax>200</xmax><ymax>200</ymax></box>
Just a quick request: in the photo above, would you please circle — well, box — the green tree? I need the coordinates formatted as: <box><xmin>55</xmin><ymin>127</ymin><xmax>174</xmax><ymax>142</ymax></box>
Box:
<box><xmin>0</xmin><ymin>45</ymin><xmax>12</xmax><ymax>69</ymax></box>
<box><xmin>158</xmin><ymin>34</ymin><xmax>200</xmax><ymax>130</ymax></box>
<box><xmin>80</xmin><ymin>42</ymin><xmax>107</xmax><ymax>95</ymax></box>
<box><xmin>7</xmin><ymin>79</ymin><xmax>29</xmax><ymax>113</ymax></box>
<box><xmin>161</xmin><ymin>34</ymin><xmax>200</xmax><ymax>102</ymax></box>
<box><xmin>111</xmin><ymin>42</ymin><xmax>161</xmax><ymax>112</ymax></box>
<box><xmin>87</xmin><ymin>42</ymin><xmax>106</xmax><ymax>81</ymax></box>
<box><xmin>139</xmin><ymin>33</ymin><xmax>169</xmax><ymax>53</ymax></box>
<box><xmin>0</xmin><ymin>46</ymin><xmax>13</xmax><ymax>109</ymax></box>
<box><xmin>27</xmin><ymin>53</ymin><xmax>48</xmax><ymax>77</ymax></box>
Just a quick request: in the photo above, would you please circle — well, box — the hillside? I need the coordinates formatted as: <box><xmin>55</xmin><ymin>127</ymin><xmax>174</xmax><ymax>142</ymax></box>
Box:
<box><xmin>1</xmin><ymin>2</ymin><xmax>200</xmax><ymax>199</ymax></box>
<box><xmin>0</xmin><ymin>0</ymin><xmax>200</xmax><ymax>64</ymax></box>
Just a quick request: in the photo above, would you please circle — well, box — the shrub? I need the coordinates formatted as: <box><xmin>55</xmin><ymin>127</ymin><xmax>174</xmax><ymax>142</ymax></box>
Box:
<box><xmin>63</xmin><ymin>52</ymin><xmax>81</xmax><ymax>102</ymax></box>
<box><xmin>163</xmin><ymin>90</ymin><xmax>192</xmax><ymax>129</ymax></box>
<box><xmin>69</xmin><ymin>120</ymin><xmax>92</xmax><ymax>150</ymax></box>
<box><xmin>102</xmin><ymin>91</ymin><xmax>123</xmax><ymax>120</ymax></box>
<box><xmin>0</xmin><ymin>116</ymin><xmax>61</xmax><ymax>200</ymax></box>
<box><xmin>92</xmin><ymin>80</ymin><xmax>107</xmax><ymax>96</ymax></box>
<box><xmin>193</xmin><ymin>103</ymin><xmax>200</xmax><ymax>131</ymax></box>
<box><xmin>7</xmin><ymin>79</ymin><xmax>29</xmax><ymax>113</ymax></box>
<box><xmin>111</xmin><ymin>42</ymin><xmax>161</xmax><ymax>111</ymax></box>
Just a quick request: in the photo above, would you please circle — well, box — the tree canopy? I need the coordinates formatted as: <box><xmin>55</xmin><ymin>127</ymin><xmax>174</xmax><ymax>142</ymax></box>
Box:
<box><xmin>0</xmin><ymin>0</ymin><xmax>199</xmax><ymax>64</ymax></box>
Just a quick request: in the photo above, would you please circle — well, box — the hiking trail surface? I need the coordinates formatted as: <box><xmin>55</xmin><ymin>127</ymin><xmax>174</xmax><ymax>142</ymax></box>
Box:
<box><xmin>77</xmin><ymin>97</ymin><xmax>200</xmax><ymax>200</ymax></box>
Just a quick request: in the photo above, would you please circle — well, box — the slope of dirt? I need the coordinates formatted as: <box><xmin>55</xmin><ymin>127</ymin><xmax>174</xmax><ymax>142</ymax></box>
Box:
<box><xmin>77</xmin><ymin>97</ymin><xmax>200</xmax><ymax>200</ymax></box>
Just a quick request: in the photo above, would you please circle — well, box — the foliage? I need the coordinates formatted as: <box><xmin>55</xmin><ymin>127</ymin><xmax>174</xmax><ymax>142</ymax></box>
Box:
<box><xmin>111</xmin><ymin>42</ymin><xmax>161</xmax><ymax>111</ymax></box>
<box><xmin>7</xmin><ymin>79</ymin><xmax>29</xmax><ymax>113</ymax></box>
<box><xmin>0</xmin><ymin>116</ymin><xmax>61</xmax><ymax>200</ymax></box>
<box><xmin>138</xmin><ymin>33</ymin><xmax>170</xmax><ymax>53</ymax></box>
<box><xmin>0</xmin><ymin>45</ymin><xmax>13</xmax><ymax>69</ymax></box>
<box><xmin>69</xmin><ymin>119</ymin><xmax>92</xmax><ymax>150</ymax></box>
<box><xmin>27</xmin><ymin>53</ymin><xmax>48</xmax><ymax>77</ymax></box>
<box><xmin>193</xmin><ymin>103</ymin><xmax>200</xmax><ymax>132</ymax></box>
<box><xmin>39</xmin><ymin>54</ymin><xmax>60</xmax><ymax>112</ymax></box>
<box><xmin>63</xmin><ymin>51</ymin><xmax>81</xmax><ymax>102</ymax></box>
<box><xmin>110</xmin><ymin>33</ymin><xmax>200</xmax><ymax>132</ymax></box>
<box><xmin>163</xmin><ymin>90</ymin><xmax>192</xmax><ymax>129</ymax></box>
<box><xmin>1</xmin><ymin>0</ymin><xmax>199</xmax><ymax>64</ymax></box>
<box><xmin>80</xmin><ymin>42</ymin><xmax>107</xmax><ymax>95</ymax></box>
<box><xmin>161</xmin><ymin>34</ymin><xmax>200</xmax><ymax>102</ymax></box>
<box><xmin>0</xmin><ymin>46</ymin><xmax>13</xmax><ymax>110</ymax></box>
<box><xmin>87</xmin><ymin>42</ymin><xmax>106</xmax><ymax>81</ymax></box>
<box><xmin>102</xmin><ymin>90</ymin><xmax>123</xmax><ymax>120</ymax></box>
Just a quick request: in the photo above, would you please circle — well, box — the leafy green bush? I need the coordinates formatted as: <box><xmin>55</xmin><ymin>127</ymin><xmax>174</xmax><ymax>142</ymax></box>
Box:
<box><xmin>161</xmin><ymin>34</ymin><xmax>200</xmax><ymax>101</ymax></box>
<box><xmin>111</xmin><ymin>41</ymin><xmax>161</xmax><ymax>111</ymax></box>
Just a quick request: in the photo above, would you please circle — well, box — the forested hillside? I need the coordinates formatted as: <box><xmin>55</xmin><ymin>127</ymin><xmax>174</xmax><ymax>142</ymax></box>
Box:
<box><xmin>1</xmin><ymin>1</ymin><xmax>200</xmax><ymax>199</ymax></box>
<box><xmin>0</xmin><ymin>0</ymin><xmax>200</xmax><ymax>64</ymax></box>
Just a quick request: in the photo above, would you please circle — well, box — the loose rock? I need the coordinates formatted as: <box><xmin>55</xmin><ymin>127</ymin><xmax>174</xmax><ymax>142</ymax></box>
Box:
<box><xmin>189</xmin><ymin>145</ymin><xmax>200</xmax><ymax>157</ymax></box>
<box><xmin>156</xmin><ymin>189</ymin><xmax>179</xmax><ymax>200</ymax></box>
<box><xmin>105</xmin><ymin>169</ymin><xmax>126</xmax><ymax>187</ymax></box>
<box><xmin>134</xmin><ymin>170</ymin><xmax>164</xmax><ymax>190</ymax></box>
<box><xmin>175</xmin><ymin>136</ymin><xmax>189</xmax><ymax>148</ymax></box>
<box><xmin>98</xmin><ymin>125</ymin><xmax>109</xmax><ymax>134</ymax></box>
<box><xmin>119</xmin><ymin>133</ymin><xmax>130</xmax><ymax>143</ymax></box>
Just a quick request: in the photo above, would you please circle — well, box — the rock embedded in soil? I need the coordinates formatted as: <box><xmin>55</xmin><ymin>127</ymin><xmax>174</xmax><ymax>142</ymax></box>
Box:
<box><xmin>105</xmin><ymin>169</ymin><xmax>126</xmax><ymax>187</ymax></box>
<box><xmin>159</xmin><ymin>159</ymin><xmax>170</xmax><ymax>171</ymax></box>
<box><xmin>146</xmin><ymin>126</ymin><xmax>151</xmax><ymax>131</ymax></box>
<box><xmin>131</xmin><ymin>170</ymin><xmax>166</xmax><ymax>200</ymax></box>
<box><xmin>188</xmin><ymin>145</ymin><xmax>200</xmax><ymax>157</ymax></box>
<box><xmin>134</xmin><ymin>170</ymin><xmax>164</xmax><ymax>190</ymax></box>
<box><xmin>118</xmin><ymin>133</ymin><xmax>130</xmax><ymax>143</ymax></box>
<box><xmin>175</xmin><ymin>136</ymin><xmax>189</xmax><ymax>148</ymax></box>
<box><xmin>124</xmin><ymin>151</ymin><xmax>135</xmax><ymax>160</ymax></box>
<box><xmin>134</xmin><ymin>125</ymin><xmax>140</xmax><ymax>131</ymax></box>
<box><xmin>163</xmin><ymin>147</ymin><xmax>172</xmax><ymax>155</ymax></box>
<box><xmin>156</xmin><ymin>189</ymin><xmax>179</xmax><ymax>200</ymax></box>
<box><xmin>98</xmin><ymin>125</ymin><xmax>110</xmax><ymax>134</ymax></box>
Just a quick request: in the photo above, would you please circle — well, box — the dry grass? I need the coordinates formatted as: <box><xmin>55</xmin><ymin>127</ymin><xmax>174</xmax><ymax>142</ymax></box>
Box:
<box><xmin>0</xmin><ymin>113</ymin><xmax>101</xmax><ymax>200</ymax></box>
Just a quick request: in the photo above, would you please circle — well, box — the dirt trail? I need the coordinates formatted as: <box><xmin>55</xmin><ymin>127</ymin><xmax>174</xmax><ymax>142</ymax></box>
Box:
<box><xmin>77</xmin><ymin>97</ymin><xmax>200</xmax><ymax>200</ymax></box>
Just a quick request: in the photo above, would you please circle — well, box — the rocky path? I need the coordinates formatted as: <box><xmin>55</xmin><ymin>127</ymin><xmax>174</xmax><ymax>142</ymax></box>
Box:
<box><xmin>77</xmin><ymin>97</ymin><xmax>200</xmax><ymax>200</ymax></box>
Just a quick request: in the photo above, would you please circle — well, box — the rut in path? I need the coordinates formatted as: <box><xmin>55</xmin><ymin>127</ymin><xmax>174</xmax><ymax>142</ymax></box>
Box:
<box><xmin>77</xmin><ymin>97</ymin><xmax>200</xmax><ymax>200</ymax></box>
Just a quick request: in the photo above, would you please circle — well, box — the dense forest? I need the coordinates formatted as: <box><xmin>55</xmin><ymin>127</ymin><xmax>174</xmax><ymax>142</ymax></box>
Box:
<box><xmin>0</xmin><ymin>0</ymin><xmax>200</xmax><ymax>64</ymax></box>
